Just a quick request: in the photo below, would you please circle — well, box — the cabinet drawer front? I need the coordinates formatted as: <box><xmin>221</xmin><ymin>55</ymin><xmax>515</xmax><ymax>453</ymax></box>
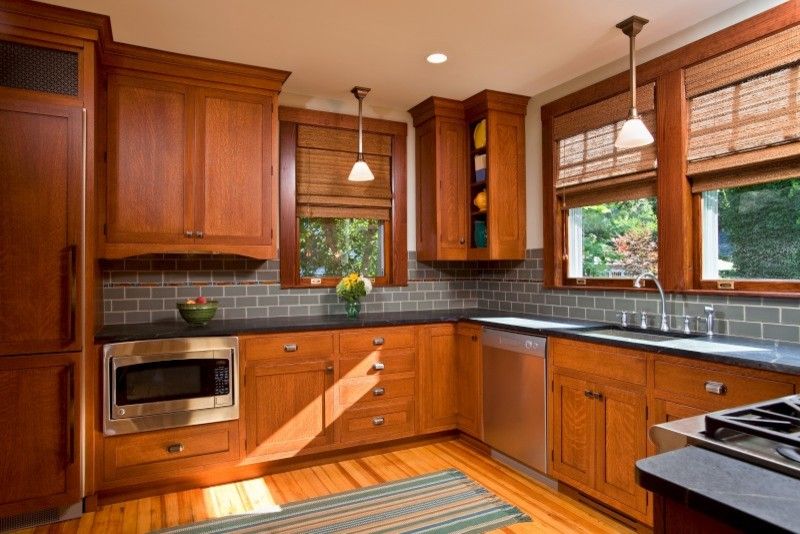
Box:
<box><xmin>338</xmin><ymin>374</ymin><xmax>415</xmax><ymax>408</ymax></box>
<box><xmin>340</xmin><ymin>400</ymin><xmax>415</xmax><ymax>445</ymax></box>
<box><xmin>104</xmin><ymin>421</ymin><xmax>239</xmax><ymax>482</ymax></box>
<box><xmin>244</xmin><ymin>332</ymin><xmax>334</xmax><ymax>361</ymax></box>
<box><xmin>339</xmin><ymin>327</ymin><xmax>415</xmax><ymax>353</ymax></box>
<box><xmin>653</xmin><ymin>360</ymin><xmax>794</xmax><ymax>407</ymax></box>
<box><xmin>550</xmin><ymin>338</ymin><xmax>646</xmax><ymax>386</ymax></box>
<box><xmin>339</xmin><ymin>348</ymin><xmax>415</xmax><ymax>378</ymax></box>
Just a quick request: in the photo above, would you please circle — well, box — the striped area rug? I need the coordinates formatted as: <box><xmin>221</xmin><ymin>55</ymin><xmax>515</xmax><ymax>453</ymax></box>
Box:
<box><xmin>153</xmin><ymin>469</ymin><xmax>531</xmax><ymax>534</ymax></box>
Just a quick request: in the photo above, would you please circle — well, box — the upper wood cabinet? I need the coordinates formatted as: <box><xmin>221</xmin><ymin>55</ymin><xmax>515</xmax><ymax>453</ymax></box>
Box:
<box><xmin>409</xmin><ymin>90</ymin><xmax>529</xmax><ymax>261</ymax></box>
<box><xmin>0</xmin><ymin>98</ymin><xmax>83</xmax><ymax>356</ymax></box>
<box><xmin>101</xmin><ymin>46</ymin><xmax>289</xmax><ymax>259</ymax></box>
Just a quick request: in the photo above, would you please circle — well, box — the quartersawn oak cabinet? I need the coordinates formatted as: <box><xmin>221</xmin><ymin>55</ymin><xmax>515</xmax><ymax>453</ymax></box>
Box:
<box><xmin>101</xmin><ymin>48</ymin><xmax>290</xmax><ymax>259</ymax></box>
<box><xmin>409</xmin><ymin>90</ymin><xmax>529</xmax><ymax>261</ymax></box>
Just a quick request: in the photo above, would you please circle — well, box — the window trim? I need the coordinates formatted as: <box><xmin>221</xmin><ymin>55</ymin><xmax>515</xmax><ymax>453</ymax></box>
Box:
<box><xmin>542</xmin><ymin>3</ymin><xmax>800</xmax><ymax>294</ymax></box>
<box><xmin>278</xmin><ymin>106</ymin><xmax>407</xmax><ymax>288</ymax></box>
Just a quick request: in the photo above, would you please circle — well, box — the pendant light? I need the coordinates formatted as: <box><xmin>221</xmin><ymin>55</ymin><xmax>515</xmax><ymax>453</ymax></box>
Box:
<box><xmin>348</xmin><ymin>86</ymin><xmax>375</xmax><ymax>182</ymax></box>
<box><xmin>614</xmin><ymin>16</ymin><xmax>654</xmax><ymax>150</ymax></box>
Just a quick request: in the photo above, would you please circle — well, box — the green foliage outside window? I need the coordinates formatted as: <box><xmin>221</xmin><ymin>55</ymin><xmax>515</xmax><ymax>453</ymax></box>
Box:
<box><xmin>577</xmin><ymin>198</ymin><xmax>658</xmax><ymax>278</ymax></box>
<box><xmin>716</xmin><ymin>178</ymin><xmax>800</xmax><ymax>279</ymax></box>
<box><xmin>299</xmin><ymin>218</ymin><xmax>384</xmax><ymax>278</ymax></box>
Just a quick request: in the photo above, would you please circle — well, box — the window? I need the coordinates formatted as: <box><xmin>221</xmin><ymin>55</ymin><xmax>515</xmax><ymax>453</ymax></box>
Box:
<box><xmin>299</xmin><ymin>217</ymin><xmax>386</xmax><ymax>278</ymax></box>
<box><xmin>701</xmin><ymin>178</ymin><xmax>800</xmax><ymax>281</ymax></box>
<box><xmin>567</xmin><ymin>198</ymin><xmax>658</xmax><ymax>279</ymax></box>
<box><xmin>278</xmin><ymin>108</ymin><xmax>407</xmax><ymax>287</ymax></box>
<box><xmin>553</xmin><ymin>83</ymin><xmax>658</xmax><ymax>286</ymax></box>
<box><xmin>687</xmin><ymin>24</ymin><xmax>800</xmax><ymax>291</ymax></box>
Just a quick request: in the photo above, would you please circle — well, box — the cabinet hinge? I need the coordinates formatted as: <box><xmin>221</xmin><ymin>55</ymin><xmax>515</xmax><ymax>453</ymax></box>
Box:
<box><xmin>103</xmin><ymin>223</ymin><xmax>107</xmax><ymax>236</ymax></box>
<box><xmin>103</xmin><ymin>151</ymin><xmax>107</xmax><ymax>163</ymax></box>
<box><xmin>551</xmin><ymin>450</ymin><xmax>554</xmax><ymax>461</ymax></box>
<box><xmin>551</xmin><ymin>379</ymin><xmax>554</xmax><ymax>392</ymax></box>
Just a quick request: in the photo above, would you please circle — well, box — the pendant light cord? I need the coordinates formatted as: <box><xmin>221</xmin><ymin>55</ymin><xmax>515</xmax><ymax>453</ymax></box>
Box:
<box><xmin>357</xmin><ymin>94</ymin><xmax>364</xmax><ymax>161</ymax></box>
<box><xmin>629</xmin><ymin>30</ymin><xmax>637</xmax><ymax>115</ymax></box>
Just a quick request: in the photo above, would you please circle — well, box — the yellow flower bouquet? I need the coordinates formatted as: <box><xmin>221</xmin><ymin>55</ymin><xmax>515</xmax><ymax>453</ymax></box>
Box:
<box><xmin>336</xmin><ymin>273</ymin><xmax>373</xmax><ymax>318</ymax></box>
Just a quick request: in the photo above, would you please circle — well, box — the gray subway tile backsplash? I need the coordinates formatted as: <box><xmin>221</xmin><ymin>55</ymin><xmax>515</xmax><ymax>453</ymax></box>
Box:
<box><xmin>101</xmin><ymin>248</ymin><xmax>800</xmax><ymax>344</ymax></box>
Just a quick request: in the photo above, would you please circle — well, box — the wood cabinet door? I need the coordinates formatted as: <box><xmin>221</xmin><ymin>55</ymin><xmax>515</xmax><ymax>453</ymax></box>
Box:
<box><xmin>0</xmin><ymin>99</ymin><xmax>82</xmax><ymax>355</ymax></box>
<box><xmin>455</xmin><ymin>324</ymin><xmax>482</xmax><ymax>438</ymax></box>
<box><xmin>0</xmin><ymin>353</ymin><xmax>79</xmax><ymax>516</ymax></box>
<box><xmin>551</xmin><ymin>372</ymin><xmax>595</xmax><ymax>488</ymax></box>
<box><xmin>106</xmin><ymin>74</ymin><xmax>193</xmax><ymax>246</ymax></box>
<box><xmin>194</xmin><ymin>89</ymin><xmax>274</xmax><ymax>250</ymax></box>
<box><xmin>245</xmin><ymin>357</ymin><xmax>335</xmax><ymax>460</ymax></box>
<box><xmin>486</xmin><ymin>111</ymin><xmax>526</xmax><ymax>260</ymax></box>
<box><xmin>437</xmin><ymin>117</ymin><xmax>468</xmax><ymax>259</ymax></box>
<box><xmin>418</xmin><ymin>324</ymin><xmax>457</xmax><ymax>433</ymax></box>
<box><xmin>595</xmin><ymin>382</ymin><xmax>648</xmax><ymax>516</ymax></box>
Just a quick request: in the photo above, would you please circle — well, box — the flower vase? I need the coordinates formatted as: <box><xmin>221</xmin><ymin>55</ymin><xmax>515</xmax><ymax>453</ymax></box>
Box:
<box><xmin>345</xmin><ymin>300</ymin><xmax>361</xmax><ymax>319</ymax></box>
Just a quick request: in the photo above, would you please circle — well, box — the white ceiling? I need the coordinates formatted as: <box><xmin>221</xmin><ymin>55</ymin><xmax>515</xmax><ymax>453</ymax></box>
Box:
<box><xmin>44</xmin><ymin>0</ymin><xmax>758</xmax><ymax>109</ymax></box>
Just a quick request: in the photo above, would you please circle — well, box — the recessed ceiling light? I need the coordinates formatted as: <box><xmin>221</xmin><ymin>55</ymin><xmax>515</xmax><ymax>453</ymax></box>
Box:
<box><xmin>426</xmin><ymin>53</ymin><xmax>448</xmax><ymax>64</ymax></box>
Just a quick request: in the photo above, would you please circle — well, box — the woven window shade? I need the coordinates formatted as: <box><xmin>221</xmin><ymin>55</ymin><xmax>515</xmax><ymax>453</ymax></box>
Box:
<box><xmin>554</xmin><ymin>84</ymin><xmax>657</xmax><ymax>193</ymax></box>
<box><xmin>295</xmin><ymin>124</ymin><xmax>393</xmax><ymax>220</ymax></box>
<box><xmin>686</xmin><ymin>25</ymin><xmax>800</xmax><ymax>183</ymax></box>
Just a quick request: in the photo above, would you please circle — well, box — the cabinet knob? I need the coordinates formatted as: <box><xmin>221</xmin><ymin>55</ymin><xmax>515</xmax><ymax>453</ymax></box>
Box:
<box><xmin>184</xmin><ymin>230</ymin><xmax>195</xmax><ymax>238</ymax></box>
<box><xmin>372</xmin><ymin>361</ymin><xmax>385</xmax><ymax>371</ymax></box>
<box><xmin>372</xmin><ymin>387</ymin><xmax>385</xmax><ymax>397</ymax></box>
<box><xmin>325</xmin><ymin>363</ymin><xmax>334</xmax><ymax>373</ymax></box>
<box><xmin>471</xmin><ymin>335</ymin><xmax>478</xmax><ymax>342</ymax></box>
<box><xmin>584</xmin><ymin>390</ymin><xmax>594</xmax><ymax>399</ymax></box>
<box><xmin>196</xmin><ymin>230</ymin><xmax>204</xmax><ymax>239</ymax></box>
<box><xmin>459</xmin><ymin>238</ymin><xmax>465</xmax><ymax>245</ymax></box>
<box><xmin>705</xmin><ymin>381</ymin><xmax>727</xmax><ymax>395</ymax></box>
<box><xmin>283</xmin><ymin>343</ymin><xmax>298</xmax><ymax>352</ymax></box>
<box><xmin>166</xmin><ymin>443</ymin><xmax>184</xmax><ymax>454</ymax></box>
<box><xmin>372</xmin><ymin>416</ymin><xmax>385</xmax><ymax>426</ymax></box>
<box><xmin>372</xmin><ymin>337</ymin><xmax>385</xmax><ymax>346</ymax></box>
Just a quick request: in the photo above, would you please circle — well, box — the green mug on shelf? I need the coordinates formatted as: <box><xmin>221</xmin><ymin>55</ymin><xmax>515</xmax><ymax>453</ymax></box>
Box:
<box><xmin>474</xmin><ymin>220</ymin><xmax>487</xmax><ymax>248</ymax></box>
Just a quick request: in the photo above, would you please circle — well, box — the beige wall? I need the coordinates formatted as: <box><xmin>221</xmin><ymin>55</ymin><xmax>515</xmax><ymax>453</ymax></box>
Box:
<box><xmin>279</xmin><ymin>0</ymin><xmax>784</xmax><ymax>253</ymax></box>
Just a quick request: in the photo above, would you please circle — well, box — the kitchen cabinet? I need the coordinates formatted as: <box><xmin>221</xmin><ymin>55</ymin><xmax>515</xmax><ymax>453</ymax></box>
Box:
<box><xmin>102</xmin><ymin>48</ymin><xmax>288</xmax><ymax>259</ymax></box>
<box><xmin>409</xmin><ymin>90</ymin><xmax>529</xmax><ymax>261</ymax></box>
<box><xmin>0</xmin><ymin>353</ymin><xmax>80</xmax><ymax>517</ymax></box>
<box><xmin>0</xmin><ymin>98</ymin><xmax>83</xmax><ymax>356</ymax></box>
<box><xmin>549</xmin><ymin>338</ymin><xmax>649</xmax><ymax>523</ymax></box>
<box><xmin>455</xmin><ymin>323</ymin><xmax>483</xmax><ymax>438</ymax></box>
<box><xmin>417</xmin><ymin>324</ymin><xmax>458</xmax><ymax>433</ymax></box>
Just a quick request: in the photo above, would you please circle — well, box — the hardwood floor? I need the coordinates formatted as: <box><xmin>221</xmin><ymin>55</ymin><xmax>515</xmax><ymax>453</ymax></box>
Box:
<box><xmin>22</xmin><ymin>438</ymin><xmax>632</xmax><ymax>533</ymax></box>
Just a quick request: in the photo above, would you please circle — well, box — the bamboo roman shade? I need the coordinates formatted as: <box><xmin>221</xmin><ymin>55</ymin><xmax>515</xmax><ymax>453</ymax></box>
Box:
<box><xmin>295</xmin><ymin>124</ymin><xmax>393</xmax><ymax>219</ymax></box>
<box><xmin>553</xmin><ymin>83</ymin><xmax>657</xmax><ymax>206</ymax></box>
<box><xmin>687</xmin><ymin>24</ymin><xmax>800</xmax><ymax>191</ymax></box>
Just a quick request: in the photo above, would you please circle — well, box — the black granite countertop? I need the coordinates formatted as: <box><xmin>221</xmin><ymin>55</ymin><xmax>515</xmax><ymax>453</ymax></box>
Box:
<box><xmin>637</xmin><ymin>446</ymin><xmax>800</xmax><ymax>533</ymax></box>
<box><xmin>95</xmin><ymin>308</ymin><xmax>800</xmax><ymax>375</ymax></box>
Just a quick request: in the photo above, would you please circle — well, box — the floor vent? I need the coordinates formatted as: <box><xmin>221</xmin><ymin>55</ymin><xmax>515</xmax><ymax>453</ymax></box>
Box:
<box><xmin>0</xmin><ymin>502</ymin><xmax>82</xmax><ymax>533</ymax></box>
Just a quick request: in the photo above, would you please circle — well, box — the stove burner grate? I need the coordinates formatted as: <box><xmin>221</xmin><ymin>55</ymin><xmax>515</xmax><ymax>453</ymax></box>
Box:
<box><xmin>705</xmin><ymin>394</ymin><xmax>800</xmax><ymax>448</ymax></box>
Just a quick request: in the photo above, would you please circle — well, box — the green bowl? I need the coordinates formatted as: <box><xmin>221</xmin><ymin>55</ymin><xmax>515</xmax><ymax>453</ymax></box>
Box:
<box><xmin>176</xmin><ymin>301</ymin><xmax>219</xmax><ymax>326</ymax></box>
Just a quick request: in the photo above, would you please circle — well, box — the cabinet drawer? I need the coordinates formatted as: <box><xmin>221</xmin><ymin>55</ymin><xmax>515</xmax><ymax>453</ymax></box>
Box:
<box><xmin>103</xmin><ymin>421</ymin><xmax>239</xmax><ymax>483</ymax></box>
<box><xmin>340</xmin><ymin>400</ymin><xmax>415</xmax><ymax>445</ymax></box>
<box><xmin>653</xmin><ymin>360</ymin><xmax>794</xmax><ymax>408</ymax></box>
<box><xmin>550</xmin><ymin>338</ymin><xmax>646</xmax><ymax>386</ymax></box>
<box><xmin>339</xmin><ymin>327</ymin><xmax>415</xmax><ymax>353</ymax></box>
<box><xmin>340</xmin><ymin>348</ymin><xmax>415</xmax><ymax>378</ymax></box>
<box><xmin>244</xmin><ymin>332</ymin><xmax>334</xmax><ymax>361</ymax></box>
<box><xmin>338</xmin><ymin>374</ymin><xmax>415</xmax><ymax>408</ymax></box>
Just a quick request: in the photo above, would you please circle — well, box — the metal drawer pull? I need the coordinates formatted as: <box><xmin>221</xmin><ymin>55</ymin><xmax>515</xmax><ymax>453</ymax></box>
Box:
<box><xmin>372</xmin><ymin>362</ymin><xmax>385</xmax><ymax>371</ymax></box>
<box><xmin>167</xmin><ymin>443</ymin><xmax>185</xmax><ymax>454</ymax></box>
<box><xmin>372</xmin><ymin>416</ymin><xmax>385</xmax><ymax>426</ymax></box>
<box><xmin>373</xmin><ymin>387</ymin><xmax>385</xmax><ymax>396</ymax></box>
<box><xmin>584</xmin><ymin>390</ymin><xmax>594</xmax><ymax>399</ymax></box>
<box><xmin>283</xmin><ymin>343</ymin><xmax>298</xmax><ymax>352</ymax></box>
<box><xmin>373</xmin><ymin>337</ymin><xmax>385</xmax><ymax>346</ymax></box>
<box><xmin>705</xmin><ymin>381</ymin><xmax>727</xmax><ymax>395</ymax></box>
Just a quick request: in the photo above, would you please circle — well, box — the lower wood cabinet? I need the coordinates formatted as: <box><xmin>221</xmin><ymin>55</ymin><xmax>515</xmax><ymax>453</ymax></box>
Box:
<box><xmin>417</xmin><ymin>324</ymin><xmax>458</xmax><ymax>433</ymax></box>
<box><xmin>455</xmin><ymin>323</ymin><xmax>482</xmax><ymax>438</ymax></box>
<box><xmin>0</xmin><ymin>353</ymin><xmax>80</xmax><ymax>516</ymax></box>
<box><xmin>245</xmin><ymin>355</ymin><xmax>335</xmax><ymax>461</ymax></box>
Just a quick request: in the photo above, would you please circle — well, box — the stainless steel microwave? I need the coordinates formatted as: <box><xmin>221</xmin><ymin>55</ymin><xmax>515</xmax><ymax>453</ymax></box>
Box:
<box><xmin>103</xmin><ymin>337</ymin><xmax>239</xmax><ymax>435</ymax></box>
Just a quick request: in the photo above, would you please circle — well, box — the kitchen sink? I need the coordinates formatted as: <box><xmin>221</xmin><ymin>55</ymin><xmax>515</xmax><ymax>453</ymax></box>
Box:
<box><xmin>473</xmin><ymin>317</ymin><xmax>590</xmax><ymax>330</ymax></box>
<box><xmin>582</xmin><ymin>327</ymin><xmax>703</xmax><ymax>343</ymax></box>
<box><xmin>582</xmin><ymin>327</ymin><xmax>769</xmax><ymax>353</ymax></box>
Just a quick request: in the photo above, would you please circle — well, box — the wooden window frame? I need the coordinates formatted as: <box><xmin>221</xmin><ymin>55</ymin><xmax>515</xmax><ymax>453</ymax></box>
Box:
<box><xmin>278</xmin><ymin>106</ymin><xmax>407</xmax><ymax>288</ymax></box>
<box><xmin>542</xmin><ymin>1</ymin><xmax>800</xmax><ymax>294</ymax></box>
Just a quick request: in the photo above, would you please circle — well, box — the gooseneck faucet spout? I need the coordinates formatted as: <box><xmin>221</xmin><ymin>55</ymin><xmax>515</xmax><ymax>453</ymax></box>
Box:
<box><xmin>633</xmin><ymin>272</ymin><xmax>669</xmax><ymax>332</ymax></box>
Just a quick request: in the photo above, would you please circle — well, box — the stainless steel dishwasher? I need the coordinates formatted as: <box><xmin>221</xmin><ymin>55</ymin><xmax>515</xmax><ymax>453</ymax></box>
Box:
<box><xmin>482</xmin><ymin>328</ymin><xmax>547</xmax><ymax>473</ymax></box>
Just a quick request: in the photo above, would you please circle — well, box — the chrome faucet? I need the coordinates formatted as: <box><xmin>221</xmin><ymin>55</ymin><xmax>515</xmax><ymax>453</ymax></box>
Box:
<box><xmin>704</xmin><ymin>305</ymin><xmax>715</xmax><ymax>338</ymax></box>
<box><xmin>633</xmin><ymin>272</ymin><xmax>669</xmax><ymax>332</ymax></box>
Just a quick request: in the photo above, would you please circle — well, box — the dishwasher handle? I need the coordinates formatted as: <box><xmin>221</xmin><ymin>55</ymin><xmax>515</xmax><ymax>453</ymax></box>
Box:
<box><xmin>482</xmin><ymin>328</ymin><xmax>546</xmax><ymax>356</ymax></box>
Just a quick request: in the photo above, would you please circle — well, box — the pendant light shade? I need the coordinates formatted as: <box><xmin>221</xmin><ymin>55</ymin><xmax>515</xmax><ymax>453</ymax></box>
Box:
<box><xmin>614</xmin><ymin>16</ymin><xmax>654</xmax><ymax>150</ymax></box>
<box><xmin>348</xmin><ymin>86</ymin><xmax>375</xmax><ymax>182</ymax></box>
